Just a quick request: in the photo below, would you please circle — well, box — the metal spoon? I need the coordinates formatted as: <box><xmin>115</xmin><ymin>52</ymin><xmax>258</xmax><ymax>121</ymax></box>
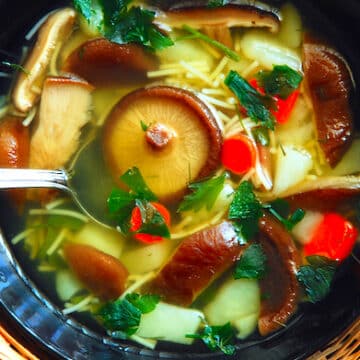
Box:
<box><xmin>0</xmin><ymin>137</ymin><xmax>117</xmax><ymax>228</ymax></box>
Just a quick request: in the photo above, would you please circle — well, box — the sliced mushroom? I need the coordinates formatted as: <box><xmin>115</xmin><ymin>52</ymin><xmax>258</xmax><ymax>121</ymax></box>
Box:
<box><xmin>12</xmin><ymin>8</ymin><xmax>76</xmax><ymax>113</ymax></box>
<box><xmin>0</xmin><ymin>115</ymin><xmax>30</xmax><ymax>205</ymax></box>
<box><xmin>303</xmin><ymin>34</ymin><xmax>354</xmax><ymax>167</ymax></box>
<box><xmin>258</xmin><ymin>214</ymin><xmax>300</xmax><ymax>336</ymax></box>
<box><xmin>259</xmin><ymin>175</ymin><xmax>360</xmax><ymax>210</ymax></box>
<box><xmin>147</xmin><ymin>221</ymin><xmax>243</xmax><ymax>306</ymax></box>
<box><xmin>155</xmin><ymin>1</ymin><xmax>280</xmax><ymax>33</ymax></box>
<box><xmin>63</xmin><ymin>243</ymin><xmax>129</xmax><ymax>301</ymax></box>
<box><xmin>29</xmin><ymin>76</ymin><xmax>93</xmax><ymax>169</ymax></box>
<box><xmin>103</xmin><ymin>86</ymin><xmax>222</xmax><ymax>202</ymax></box>
<box><xmin>62</xmin><ymin>38</ymin><xmax>159</xmax><ymax>86</ymax></box>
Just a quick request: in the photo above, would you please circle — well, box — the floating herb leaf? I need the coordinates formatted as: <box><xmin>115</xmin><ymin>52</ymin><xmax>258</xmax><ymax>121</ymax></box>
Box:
<box><xmin>225</xmin><ymin>70</ymin><xmax>276</xmax><ymax>130</ymax></box>
<box><xmin>207</xmin><ymin>0</ymin><xmax>227</xmax><ymax>8</ymax></box>
<box><xmin>234</xmin><ymin>243</ymin><xmax>267</xmax><ymax>279</ymax></box>
<box><xmin>98</xmin><ymin>293</ymin><xmax>159</xmax><ymax>338</ymax></box>
<box><xmin>257</xmin><ymin>65</ymin><xmax>303</xmax><ymax>99</ymax></box>
<box><xmin>1</xmin><ymin>61</ymin><xmax>29</xmax><ymax>74</ymax></box>
<box><xmin>186</xmin><ymin>322</ymin><xmax>236</xmax><ymax>355</ymax></box>
<box><xmin>178</xmin><ymin>173</ymin><xmax>227</xmax><ymax>212</ymax></box>
<box><xmin>297</xmin><ymin>256</ymin><xmax>337</xmax><ymax>303</ymax></box>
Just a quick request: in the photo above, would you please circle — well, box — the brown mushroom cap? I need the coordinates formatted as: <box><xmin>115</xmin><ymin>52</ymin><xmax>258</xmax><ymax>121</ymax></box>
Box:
<box><xmin>303</xmin><ymin>34</ymin><xmax>354</xmax><ymax>167</ymax></box>
<box><xmin>258</xmin><ymin>214</ymin><xmax>300</xmax><ymax>336</ymax></box>
<box><xmin>103</xmin><ymin>86</ymin><xmax>222</xmax><ymax>202</ymax></box>
<box><xmin>155</xmin><ymin>1</ymin><xmax>280</xmax><ymax>33</ymax></box>
<box><xmin>62</xmin><ymin>38</ymin><xmax>158</xmax><ymax>86</ymax></box>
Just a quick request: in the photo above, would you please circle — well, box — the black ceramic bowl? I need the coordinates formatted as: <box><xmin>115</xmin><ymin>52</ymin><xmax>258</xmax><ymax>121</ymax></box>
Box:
<box><xmin>1</xmin><ymin>1</ymin><xmax>360</xmax><ymax>359</ymax></box>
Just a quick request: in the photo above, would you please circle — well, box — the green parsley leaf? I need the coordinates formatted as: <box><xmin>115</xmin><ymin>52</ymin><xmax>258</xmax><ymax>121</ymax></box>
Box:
<box><xmin>252</xmin><ymin>126</ymin><xmax>270</xmax><ymax>147</ymax></box>
<box><xmin>256</xmin><ymin>65</ymin><xmax>303</xmax><ymax>99</ymax></box>
<box><xmin>182</xmin><ymin>25</ymin><xmax>239</xmax><ymax>62</ymax></box>
<box><xmin>233</xmin><ymin>243</ymin><xmax>267</xmax><ymax>279</ymax></box>
<box><xmin>73</xmin><ymin>0</ymin><xmax>173</xmax><ymax>51</ymax></box>
<box><xmin>264</xmin><ymin>199</ymin><xmax>305</xmax><ymax>231</ymax></box>
<box><xmin>186</xmin><ymin>322</ymin><xmax>236</xmax><ymax>355</ymax></box>
<box><xmin>225</xmin><ymin>70</ymin><xmax>276</xmax><ymax>130</ymax></box>
<box><xmin>120</xmin><ymin>167</ymin><xmax>157</xmax><ymax>201</ymax></box>
<box><xmin>228</xmin><ymin>181</ymin><xmax>263</xmax><ymax>240</ymax></box>
<box><xmin>1</xmin><ymin>61</ymin><xmax>29</xmax><ymax>74</ymax></box>
<box><xmin>297</xmin><ymin>256</ymin><xmax>337</xmax><ymax>303</ymax></box>
<box><xmin>135</xmin><ymin>199</ymin><xmax>170</xmax><ymax>238</ymax></box>
<box><xmin>178</xmin><ymin>173</ymin><xmax>227</xmax><ymax>213</ymax></box>
<box><xmin>98</xmin><ymin>293</ymin><xmax>160</xmax><ymax>337</ymax></box>
<box><xmin>207</xmin><ymin>0</ymin><xmax>227</xmax><ymax>8</ymax></box>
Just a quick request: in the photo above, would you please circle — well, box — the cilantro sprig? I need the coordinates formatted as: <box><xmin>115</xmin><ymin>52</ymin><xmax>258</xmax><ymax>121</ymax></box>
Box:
<box><xmin>228</xmin><ymin>181</ymin><xmax>305</xmax><ymax>241</ymax></box>
<box><xmin>178</xmin><ymin>173</ymin><xmax>227</xmax><ymax>213</ymax></box>
<box><xmin>186</xmin><ymin>322</ymin><xmax>236</xmax><ymax>355</ymax></box>
<box><xmin>107</xmin><ymin>167</ymin><xmax>170</xmax><ymax>237</ymax></box>
<box><xmin>297</xmin><ymin>256</ymin><xmax>337</xmax><ymax>303</ymax></box>
<box><xmin>98</xmin><ymin>293</ymin><xmax>160</xmax><ymax>338</ymax></box>
<box><xmin>233</xmin><ymin>243</ymin><xmax>267</xmax><ymax>280</ymax></box>
<box><xmin>73</xmin><ymin>0</ymin><xmax>173</xmax><ymax>51</ymax></box>
<box><xmin>225</xmin><ymin>70</ymin><xmax>276</xmax><ymax>130</ymax></box>
<box><xmin>256</xmin><ymin>65</ymin><xmax>303</xmax><ymax>99</ymax></box>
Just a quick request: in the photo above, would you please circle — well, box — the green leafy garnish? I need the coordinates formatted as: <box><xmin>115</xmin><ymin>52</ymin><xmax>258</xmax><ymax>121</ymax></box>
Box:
<box><xmin>207</xmin><ymin>0</ymin><xmax>227</xmax><ymax>7</ymax></box>
<box><xmin>98</xmin><ymin>293</ymin><xmax>160</xmax><ymax>338</ymax></box>
<box><xmin>233</xmin><ymin>243</ymin><xmax>267</xmax><ymax>279</ymax></box>
<box><xmin>264</xmin><ymin>199</ymin><xmax>305</xmax><ymax>231</ymax></box>
<box><xmin>1</xmin><ymin>61</ymin><xmax>29</xmax><ymax>74</ymax></box>
<box><xmin>181</xmin><ymin>25</ymin><xmax>239</xmax><ymax>62</ymax></box>
<box><xmin>252</xmin><ymin>126</ymin><xmax>270</xmax><ymax>147</ymax></box>
<box><xmin>186</xmin><ymin>322</ymin><xmax>236</xmax><ymax>355</ymax></box>
<box><xmin>135</xmin><ymin>199</ymin><xmax>170</xmax><ymax>238</ymax></box>
<box><xmin>257</xmin><ymin>65</ymin><xmax>303</xmax><ymax>99</ymax></box>
<box><xmin>107</xmin><ymin>167</ymin><xmax>169</xmax><ymax>237</ymax></box>
<box><xmin>140</xmin><ymin>120</ymin><xmax>149</xmax><ymax>131</ymax></box>
<box><xmin>228</xmin><ymin>181</ymin><xmax>262</xmax><ymax>241</ymax></box>
<box><xmin>225</xmin><ymin>70</ymin><xmax>276</xmax><ymax>130</ymax></box>
<box><xmin>178</xmin><ymin>173</ymin><xmax>227</xmax><ymax>212</ymax></box>
<box><xmin>297</xmin><ymin>256</ymin><xmax>337</xmax><ymax>303</ymax></box>
<box><xmin>73</xmin><ymin>0</ymin><xmax>173</xmax><ymax>51</ymax></box>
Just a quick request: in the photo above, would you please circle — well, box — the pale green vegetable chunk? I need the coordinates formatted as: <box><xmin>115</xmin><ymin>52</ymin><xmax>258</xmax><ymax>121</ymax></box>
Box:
<box><xmin>73</xmin><ymin>222</ymin><xmax>124</xmax><ymax>258</ymax></box>
<box><xmin>278</xmin><ymin>3</ymin><xmax>303</xmax><ymax>48</ymax></box>
<box><xmin>204</xmin><ymin>278</ymin><xmax>260</xmax><ymax>339</ymax></box>
<box><xmin>273</xmin><ymin>145</ymin><xmax>313</xmax><ymax>195</ymax></box>
<box><xmin>240</xmin><ymin>30</ymin><xmax>302</xmax><ymax>71</ymax></box>
<box><xmin>121</xmin><ymin>241</ymin><xmax>176</xmax><ymax>274</ymax></box>
<box><xmin>56</xmin><ymin>269</ymin><xmax>83</xmax><ymax>301</ymax></box>
<box><xmin>136</xmin><ymin>302</ymin><xmax>204</xmax><ymax>344</ymax></box>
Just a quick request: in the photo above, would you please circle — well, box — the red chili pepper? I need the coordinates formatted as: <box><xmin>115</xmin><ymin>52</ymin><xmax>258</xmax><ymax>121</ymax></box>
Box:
<box><xmin>248</xmin><ymin>79</ymin><xmax>299</xmax><ymax>124</ymax></box>
<box><xmin>221</xmin><ymin>134</ymin><xmax>256</xmax><ymax>175</ymax></box>
<box><xmin>130</xmin><ymin>202</ymin><xmax>171</xmax><ymax>244</ymax></box>
<box><xmin>304</xmin><ymin>213</ymin><xmax>358</xmax><ymax>261</ymax></box>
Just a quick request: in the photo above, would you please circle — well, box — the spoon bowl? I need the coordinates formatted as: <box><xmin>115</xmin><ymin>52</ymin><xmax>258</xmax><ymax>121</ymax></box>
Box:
<box><xmin>0</xmin><ymin>137</ymin><xmax>117</xmax><ymax>228</ymax></box>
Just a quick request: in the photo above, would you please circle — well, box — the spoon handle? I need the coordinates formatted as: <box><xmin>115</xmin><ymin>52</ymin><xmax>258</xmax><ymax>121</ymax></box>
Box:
<box><xmin>0</xmin><ymin>168</ymin><xmax>69</xmax><ymax>192</ymax></box>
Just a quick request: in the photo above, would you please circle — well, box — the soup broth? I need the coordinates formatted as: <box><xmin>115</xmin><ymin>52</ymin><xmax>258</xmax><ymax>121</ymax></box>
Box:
<box><xmin>1</xmin><ymin>0</ymin><xmax>360</xmax><ymax>355</ymax></box>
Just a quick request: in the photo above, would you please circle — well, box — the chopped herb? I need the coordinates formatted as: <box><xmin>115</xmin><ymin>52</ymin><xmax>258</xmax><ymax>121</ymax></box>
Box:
<box><xmin>182</xmin><ymin>25</ymin><xmax>239</xmax><ymax>62</ymax></box>
<box><xmin>256</xmin><ymin>65</ymin><xmax>303</xmax><ymax>99</ymax></box>
<box><xmin>140</xmin><ymin>120</ymin><xmax>149</xmax><ymax>131</ymax></box>
<box><xmin>297</xmin><ymin>256</ymin><xmax>337</xmax><ymax>303</ymax></box>
<box><xmin>264</xmin><ymin>199</ymin><xmax>305</xmax><ymax>231</ymax></box>
<box><xmin>135</xmin><ymin>199</ymin><xmax>170</xmax><ymax>238</ymax></box>
<box><xmin>107</xmin><ymin>167</ymin><xmax>169</xmax><ymax>237</ymax></box>
<box><xmin>178</xmin><ymin>173</ymin><xmax>227</xmax><ymax>212</ymax></box>
<box><xmin>186</xmin><ymin>322</ymin><xmax>236</xmax><ymax>355</ymax></box>
<box><xmin>1</xmin><ymin>61</ymin><xmax>29</xmax><ymax>74</ymax></box>
<box><xmin>252</xmin><ymin>126</ymin><xmax>270</xmax><ymax>147</ymax></box>
<box><xmin>98</xmin><ymin>293</ymin><xmax>160</xmax><ymax>338</ymax></box>
<box><xmin>228</xmin><ymin>181</ymin><xmax>262</xmax><ymax>241</ymax></box>
<box><xmin>225</xmin><ymin>70</ymin><xmax>276</xmax><ymax>130</ymax></box>
<box><xmin>234</xmin><ymin>243</ymin><xmax>267</xmax><ymax>279</ymax></box>
<box><xmin>73</xmin><ymin>0</ymin><xmax>173</xmax><ymax>51</ymax></box>
<box><xmin>207</xmin><ymin>0</ymin><xmax>227</xmax><ymax>7</ymax></box>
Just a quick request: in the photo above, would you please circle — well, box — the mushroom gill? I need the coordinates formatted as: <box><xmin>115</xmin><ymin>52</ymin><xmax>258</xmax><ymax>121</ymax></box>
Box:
<box><xmin>103</xmin><ymin>86</ymin><xmax>222</xmax><ymax>202</ymax></box>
